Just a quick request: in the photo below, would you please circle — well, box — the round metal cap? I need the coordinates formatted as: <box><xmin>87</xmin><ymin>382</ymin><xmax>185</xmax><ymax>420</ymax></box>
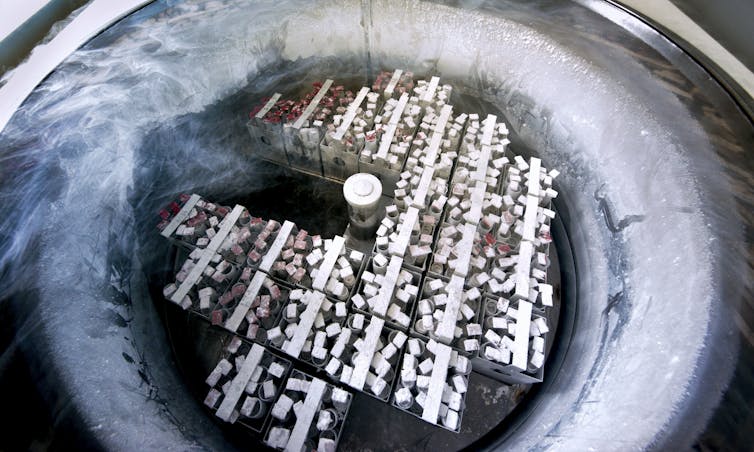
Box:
<box><xmin>343</xmin><ymin>173</ymin><xmax>382</xmax><ymax>208</ymax></box>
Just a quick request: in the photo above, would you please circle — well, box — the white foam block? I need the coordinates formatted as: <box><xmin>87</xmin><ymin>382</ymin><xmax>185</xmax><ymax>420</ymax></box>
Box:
<box><xmin>254</xmin><ymin>93</ymin><xmax>282</xmax><ymax>119</ymax></box>
<box><xmin>511</xmin><ymin>301</ymin><xmax>533</xmax><ymax>371</ymax></box>
<box><xmin>259</xmin><ymin>220</ymin><xmax>296</xmax><ymax>272</ymax></box>
<box><xmin>283</xmin><ymin>291</ymin><xmax>325</xmax><ymax>358</ymax></box>
<box><xmin>435</xmin><ymin>276</ymin><xmax>465</xmax><ymax>344</ymax></box>
<box><xmin>292</xmin><ymin>79</ymin><xmax>333</xmax><ymax>129</ymax></box>
<box><xmin>160</xmin><ymin>194</ymin><xmax>201</xmax><ymax>238</ymax></box>
<box><xmin>285</xmin><ymin>377</ymin><xmax>326</xmax><ymax>452</ymax></box>
<box><xmin>313</xmin><ymin>235</ymin><xmax>345</xmax><ymax>291</ymax></box>
<box><xmin>225</xmin><ymin>271</ymin><xmax>266</xmax><ymax>332</ymax></box>
<box><xmin>215</xmin><ymin>344</ymin><xmax>265</xmax><ymax>421</ymax></box>
<box><xmin>349</xmin><ymin>317</ymin><xmax>385</xmax><ymax>390</ymax></box>
<box><xmin>421</xmin><ymin>343</ymin><xmax>452</xmax><ymax>424</ymax></box>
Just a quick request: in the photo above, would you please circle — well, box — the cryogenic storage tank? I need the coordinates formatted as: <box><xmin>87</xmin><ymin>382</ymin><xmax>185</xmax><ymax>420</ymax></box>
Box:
<box><xmin>0</xmin><ymin>1</ymin><xmax>752</xmax><ymax>450</ymax></box>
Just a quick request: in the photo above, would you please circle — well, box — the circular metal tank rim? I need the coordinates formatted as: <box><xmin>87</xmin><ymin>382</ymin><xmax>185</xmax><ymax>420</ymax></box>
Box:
<box><xmin>605</xmin><ymin>0</ymin><xmax>754</xmax><ymax>121</ymax></box>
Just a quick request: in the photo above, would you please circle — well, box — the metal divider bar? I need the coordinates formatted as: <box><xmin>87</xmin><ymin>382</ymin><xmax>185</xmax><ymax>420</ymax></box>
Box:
<box><xmin>285</xmin><ymin>377</ymin><xmax>327</xmax><ymax>452</ymax></box>
<box><xmin>283</xmin><ymin>291</ymin><xmax>326</xmax><ymax>358</ymax></box>
<box><xmin>480</xmin><ymin>114</ymin><xmax>497</xmax><ymax>146</ymax></box>
<box><xmin>384</xmin><ymin>69</ymin><xmax>403</xmax><ymax>97</ymax></box>
<box><xmin>371</xmin><ymin>255</ymin><xmax>404</xmax><ymax>317</ymax></box>
<box><xmin>160</xmin><ymin>193</ymin><xmax>201</xmax><ymax>238</ymax></box>
<box><xmin>388</xmin><ymin>207</ymin><xmax>419</xmax><ymax>258</ymax></box>
<box><xmin>255</xmin><ymin>93</ymin><xmax>282</xmax><ymax>119</ymax></box>
<box><xmin>421</xmin><ymin>76</ymin><xmax>441</xmax><ymax>104</ymax></box>
<box><xmin>421</xmin><ymin>104</ymin><xmax>453</xmax><ymax>166</ymax></box>
<box><xmin>348</xmin><ymin>316</ymin><xmax>386</xmax><ymax>390</ymax></box>
<box><xmin>375</xmin><ymin>93</ymin><xmax>410</xmax><ymax>161</ymax></box>
<box><xmin>422</xmin><ymin>342</ymin><xmax>452</xmax><ymax>423</ymax></box>
<box><xmin>453</xmin><ymin>223</ymin><xmax>476</xmax><ymax>278</ymax></box>
<box><xmin>511</xmin><ymin>301</ymin><xmax>533</xmax><ymax>371</ymax></box>
<box><xmin>292</xmin><ymin>79</ymin><xmax>334</xmax><ymax>129</ymax></box>
<box><xmin>411</xmin><ymin>166</ymin><xmax>435</xmax><ymax>209</ymax></box>
<box><xmin>216</xmin><ymin>343</ymin><xmax>265</xmax><ymax>421</ymax></box>
<box><xmin>332</xmin><ymin>87</ymin><xmax>370</xmax><ymax>141</ymax></box>
<box><xmin>464</xmin><ymin>181</ymin><xmax>486</xmax><ymax>224</ymax></box>
<box><xmin>170</xmin><ymin>205</ymin><xmax>244</xmax><ymax>303</ymax></box>
<box><xmin>471</xmin><ymin>145</ymin><xmax>492</xmax><ymax>183</ymax></box>
<box><xmin>225</xmin><ymin>271</ymin><xmax>267</xmax><ymax>332</ymax></box>
<box><xmin>435</xmin><ymin>275</ymin><xmax>465</xmax><ymax>344</ymax></box>
<box><xmin>313</xmin><ymin>235</ymin><xmax>346</xmax><ymax>291</ymax></box>
<box><xmin>259</xmin><ymin>220</ymin><xmax>296</xmax><ymax>273</ymax></box>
